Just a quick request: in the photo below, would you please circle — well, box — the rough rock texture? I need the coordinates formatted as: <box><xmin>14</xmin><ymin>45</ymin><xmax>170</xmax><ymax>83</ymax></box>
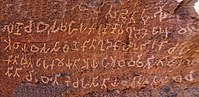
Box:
<box><xmin>0</xmin><ymin>0</ymin><xmax>199</xmax><ymax>97</ymax></box>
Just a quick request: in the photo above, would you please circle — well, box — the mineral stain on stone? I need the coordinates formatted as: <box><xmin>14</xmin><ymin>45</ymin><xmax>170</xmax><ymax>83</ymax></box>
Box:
<box><xmin>12</xmin><ymin>84</ymin><xmax>67</xmax><ymax>97</ymax></box>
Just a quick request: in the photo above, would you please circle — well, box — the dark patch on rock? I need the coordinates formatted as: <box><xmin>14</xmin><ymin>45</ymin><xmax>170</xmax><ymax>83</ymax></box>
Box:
<box><xmin>159</xmin><ymin>85</ymin><xmax>180</xmax><ymax>97</ymax></box>
<box><xmin>12</xmin><ymin>84</ymin><xmax>67</xmax><ymax>97</ymax></box>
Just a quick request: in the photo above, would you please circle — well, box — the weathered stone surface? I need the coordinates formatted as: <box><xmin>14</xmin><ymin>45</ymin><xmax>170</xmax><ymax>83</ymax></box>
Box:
<box><xmin>0</xmin><ymin>0</ymin><xmax>199</xmax><ymax>97</ymax></box>
<box><xmin>12</xmin><ymin>84</ymin><xmax>67</xmax><ymax>97</ymax></box>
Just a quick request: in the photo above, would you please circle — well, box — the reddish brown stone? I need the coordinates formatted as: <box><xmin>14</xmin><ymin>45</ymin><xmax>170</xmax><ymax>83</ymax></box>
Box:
<box><xmin>0</xmin><ymin>0</ymin><xmax>199</xmax><ymax>97</ymax></box>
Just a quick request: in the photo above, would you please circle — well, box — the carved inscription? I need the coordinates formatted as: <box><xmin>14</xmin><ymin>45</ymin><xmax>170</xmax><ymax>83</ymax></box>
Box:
<box><xmin>0</xmin><ymin>0</ymin><xmax>199</xmax><ymax>96</ymax></box>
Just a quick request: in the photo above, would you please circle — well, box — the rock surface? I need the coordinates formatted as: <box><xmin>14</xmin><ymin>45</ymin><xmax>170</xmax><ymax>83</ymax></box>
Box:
<box><xmin>0</xmin><ymin>0</ymin><xmax>199</xmax><ymax>97</ymax></box>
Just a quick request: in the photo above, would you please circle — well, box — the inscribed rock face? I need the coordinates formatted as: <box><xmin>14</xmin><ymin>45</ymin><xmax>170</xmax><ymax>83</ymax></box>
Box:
<box><xmin>0</xmin><ymin>0</ymin><xmax>199</xmax><ymax>97</ymax></box>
